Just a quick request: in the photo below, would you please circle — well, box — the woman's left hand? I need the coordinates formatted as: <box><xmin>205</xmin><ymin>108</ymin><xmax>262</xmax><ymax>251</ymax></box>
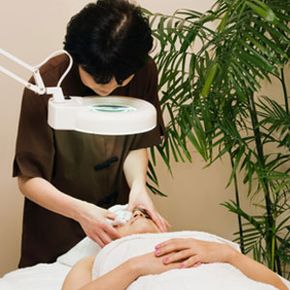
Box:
<box><xmin>131</xmin><ymin>251</ymin><xmax>180</xmax><ymax>277</ymax></box>
<box><xmin>128</xmin><ymin>187</ymin><xmax>170</xmax><ymax>232</ymax></box>
<box><xmin>155</xmin><ymin>238</ymin><xmax>236</xmax><ymax>268</ymax></box>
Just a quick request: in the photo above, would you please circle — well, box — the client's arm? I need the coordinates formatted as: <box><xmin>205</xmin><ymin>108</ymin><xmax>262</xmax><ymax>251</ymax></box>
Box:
<box><xmin>155</xmin><ymin>238</ymin><xmax>288</xmax><ymax>290</ymax></box>
<box><xmin>62</xmin><ymin>253</ymin><xmax>179</xmax><ymax>290</ymax></box>
<box><xmin>62</xmin><ymin>256</ymin><xmax>138</xmax><ymax>290</ymax></box>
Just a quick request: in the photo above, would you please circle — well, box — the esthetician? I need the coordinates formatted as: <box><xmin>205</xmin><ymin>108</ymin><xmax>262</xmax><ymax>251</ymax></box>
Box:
<box><xmin>13</xmin><ymin>0</ymin><xmax>167</xmax><ymax>267</ymax></box>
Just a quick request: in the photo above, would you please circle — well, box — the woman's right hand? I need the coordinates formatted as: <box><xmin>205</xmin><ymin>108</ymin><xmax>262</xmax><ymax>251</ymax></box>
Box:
<box><xmin>76</xmin><ymin>201</ymin><xmax>121</xmax><ymax>247</ymax></box>
<box><xmin>154</xmin><ymin>238</ymin><xmax>236</xmax><ymax>268</ymax></box>
<box><xmin>132</xmin><ymin>252</ymin><xmax>180</xmax><ymax>277</ymax></box>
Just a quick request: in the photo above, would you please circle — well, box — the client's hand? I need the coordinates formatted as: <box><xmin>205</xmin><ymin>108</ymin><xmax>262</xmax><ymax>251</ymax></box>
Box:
<box><xmin>155</xmin><ymin>238</ymin><xmax>236</xmax><ymax>268</ymax></box>
<box><xmin>128</xmin><ymin>187</ymin><xmax>170</xmax><ymax>232</ymax></box>
<box><xmin>76</xmin><ymin>201</ymin><xmax>120</xmax><ymax>247</ymax></box>
<box><xmin>132</xmin><ymin>252</ymin><xmax>180</xmax><ymax>277</ymax></box>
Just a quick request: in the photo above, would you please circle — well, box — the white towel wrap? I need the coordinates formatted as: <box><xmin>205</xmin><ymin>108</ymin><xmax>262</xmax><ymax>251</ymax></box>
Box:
<box><xmin>106</xmin><ymin>204</ymin><xmax>133</xmax><ymax>226</ymax></box>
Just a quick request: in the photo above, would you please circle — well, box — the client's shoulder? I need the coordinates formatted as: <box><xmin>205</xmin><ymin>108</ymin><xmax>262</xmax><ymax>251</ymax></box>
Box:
<box><xmin>62</xmin><ymin>256</ymin><xmax>95</xmax><ymax>290</ymax></box>
<box><xmin>77</xmin><ymin>256</ymin><xmax>95</xmax><ymax>268</ymax></box>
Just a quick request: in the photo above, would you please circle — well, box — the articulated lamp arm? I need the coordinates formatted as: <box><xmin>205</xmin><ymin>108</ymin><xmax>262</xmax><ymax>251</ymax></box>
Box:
<box><xmin>0</xmin><ymin>48</ymin><xmax>72</xmax><ymax>101</ymax></box>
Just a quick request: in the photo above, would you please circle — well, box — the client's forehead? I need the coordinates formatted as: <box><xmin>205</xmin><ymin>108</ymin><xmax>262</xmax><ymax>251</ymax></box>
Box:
<box><xmin>133</xmin><ymin>207</ymin><xmax>143</xmax><ymax>212</ymax></box>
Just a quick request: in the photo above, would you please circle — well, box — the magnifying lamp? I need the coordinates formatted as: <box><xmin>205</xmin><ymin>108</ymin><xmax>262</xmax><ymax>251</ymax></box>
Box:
<box><xmin>0</xmin><ymin>48</ymin><xmax>157</xmax><ymax>135</ymax></box>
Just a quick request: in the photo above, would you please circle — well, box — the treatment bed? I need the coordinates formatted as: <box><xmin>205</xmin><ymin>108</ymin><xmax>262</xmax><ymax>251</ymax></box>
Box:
<box><xmin>0</xmin><ymin>237</ymin><xmax>99</xmax><ymax>290</ymax></box>
<box><xmin>1</xmin><ymin>232</ymin><xmax>289</xmax><ymax>290</ymax></box>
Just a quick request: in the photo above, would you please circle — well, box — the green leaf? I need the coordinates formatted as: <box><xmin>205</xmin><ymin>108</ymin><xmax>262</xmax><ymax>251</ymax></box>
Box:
<box><xmin>246</xmin><ymin>1</ymin><xmax>276</xmax><ymax>22</ymax></box>
<box><xmin>146</xmin><ymin>182</ymin><xmax>167</xmax><ymax>197</ymax></box>
<box><xmin>201</xmin><ymin>62</ymin><xmax>219</xmax><ymax>97</ymax></box>
<box><xmin>147</xmin><ymin>160</ymin><xmax>159</xmax><ymax>185</ymax></box>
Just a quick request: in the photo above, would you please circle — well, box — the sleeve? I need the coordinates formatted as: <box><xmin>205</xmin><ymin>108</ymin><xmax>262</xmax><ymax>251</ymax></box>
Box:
<box><xmin>12</xmin><ymin>86</ymin><xmax>55</xmax><ymax>181</ymax></box>
<box><xmin>130</xmin><ymin>59</ymin><xmax>165</xmax><ymax>150</ymax></box>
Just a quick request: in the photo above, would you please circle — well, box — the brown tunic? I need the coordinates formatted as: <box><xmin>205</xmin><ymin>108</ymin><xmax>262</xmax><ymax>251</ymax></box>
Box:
<box><xmin>13</xmin><ymin>54</ymin><xmax>164</xmax><ymax>268</ymax></box>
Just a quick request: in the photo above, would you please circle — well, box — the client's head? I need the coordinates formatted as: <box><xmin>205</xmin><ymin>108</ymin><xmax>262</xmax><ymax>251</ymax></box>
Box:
<box><xmin>115</xmin><ymin>207</ymin><xmax>160</xmax><ymax>237</ymax></box>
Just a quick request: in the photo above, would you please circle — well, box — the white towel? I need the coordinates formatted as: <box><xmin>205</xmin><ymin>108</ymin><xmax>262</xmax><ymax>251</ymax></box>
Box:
<box><xmin>57</xmin><ymin>237</ymin><xmax>100</xmax><ymax>267</ymax></box>
<box><xmin>106</xmin><ymin>204</ymin><xmax>132</xmax><ymax>226</ymax></box>
<box><xmin>92</xmin><ymin>231</ymin><xmax>286</xmax><ymax>290</ymax></box>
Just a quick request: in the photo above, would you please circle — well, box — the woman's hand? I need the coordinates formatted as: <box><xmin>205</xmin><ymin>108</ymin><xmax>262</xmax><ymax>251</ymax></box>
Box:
<box><xmin>128</xmin><ymin>186</ymin><xmax>170</xmax><ymax>232</ymax></box>
<box><xmin>76</xmin><ymin>201</ymin><xmax>120</xmax><ymax>247</ymax></box>
<box><xmin>123</xmin><ymin>148</ymin><xmax>170</xmax><ymax>232</ymax></box>
<box><xmin>131</xmin><ymin>251</ymin><xmax>180</xmax><ymax>277</ymax></box>
<box><xmin>155</xmin><ymin>238</ymin><xmax>236</xmax><ymax>268</ymax></box>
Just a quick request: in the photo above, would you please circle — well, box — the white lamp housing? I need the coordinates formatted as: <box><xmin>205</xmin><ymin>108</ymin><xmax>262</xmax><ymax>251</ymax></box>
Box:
<box><xmin>48</xmin><ymin>96</ymin><xmax>157</xmax><ymax>135</ymax></box>
<box><xmin>0</xmin><ymin>48</ymin><xmax>157</xmax><ymax>135</ymax></box>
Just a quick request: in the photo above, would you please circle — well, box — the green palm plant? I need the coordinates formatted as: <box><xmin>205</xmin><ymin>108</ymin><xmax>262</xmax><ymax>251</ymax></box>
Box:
<box><xmin>145</xmin><ymin>0</ymin><xmax>290</xmax><ymax>277</ymax></box>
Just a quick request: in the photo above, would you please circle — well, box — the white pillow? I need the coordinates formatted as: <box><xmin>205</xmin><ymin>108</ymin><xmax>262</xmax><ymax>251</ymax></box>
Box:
<box><xmin>57</xmin><ymin>237</ymin><xmax>101</xmax><ymax>267</ymax></box>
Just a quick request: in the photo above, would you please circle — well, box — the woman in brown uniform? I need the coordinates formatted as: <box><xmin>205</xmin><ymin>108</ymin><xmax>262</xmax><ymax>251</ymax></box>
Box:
<box><xmin>13</xmin><ymin>0</ymin><xmax>167</xmax><ymax>268</ymax></box>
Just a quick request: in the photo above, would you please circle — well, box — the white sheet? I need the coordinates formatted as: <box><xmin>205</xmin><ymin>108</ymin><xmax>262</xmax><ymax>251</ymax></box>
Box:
<box><xmin>0</xmin><ymin>237</ymin><xmax>100</xmax><ymax>290</ymax></box>
<box><xmin>93</xmin><ymin>231</ymin><xmax>290</xmax><ymax>290</ymax></box>
<box><xmin>0</xmin><ymin>262</ymin><xmax>70</xmax><ymax>290</ymax></box>
<box><xmin>1</xmin><ymin>231</ymin><xmax>289</xmax><ymax>290</ymax></box>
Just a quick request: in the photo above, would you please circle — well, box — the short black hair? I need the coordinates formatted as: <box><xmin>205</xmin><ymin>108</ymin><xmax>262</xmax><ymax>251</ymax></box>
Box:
<box><xmin>64</xmin><ymin>0</ymin><xmax>153</xmax><ymax>85</ymax></box>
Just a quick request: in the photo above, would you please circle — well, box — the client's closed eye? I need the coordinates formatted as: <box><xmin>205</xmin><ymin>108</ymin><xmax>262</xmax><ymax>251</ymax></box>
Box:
<box><xmin>133</xmin><ymin>207</ymin><xmax>151</xmax><ymax>219</ymax></box>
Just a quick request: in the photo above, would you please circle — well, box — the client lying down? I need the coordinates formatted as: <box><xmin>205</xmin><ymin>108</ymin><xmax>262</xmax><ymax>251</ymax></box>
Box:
<box><xmin>62</xmin><ymin>207</ymin><xmax>288</xmax><ymax>290</ymax></box>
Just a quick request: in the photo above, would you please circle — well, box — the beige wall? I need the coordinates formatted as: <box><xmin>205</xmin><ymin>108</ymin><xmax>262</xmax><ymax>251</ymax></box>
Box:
<box><xmin>0</xmin><ymin>0</ymin><xmax>286</xmax><ymax>277</ymax></box>
<box><xmin>0</xmin><ymin>0</ymin><xmax>83</xmax><ymax>276</ymax></box>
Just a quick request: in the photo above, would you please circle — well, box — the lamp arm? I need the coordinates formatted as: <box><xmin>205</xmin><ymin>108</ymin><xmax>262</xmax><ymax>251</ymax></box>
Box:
<box><xmin>0</xmin><ymin>48</ymin><xmax>45</xmax><ymax>94</ymax></box>
<box><xmin>0</xmin><ymin>65</ymin><xmax>43</xmax><ymax>94</ymax></box>
<box><xmin>0</xmin><ymin>48</ymin><xmax>73</xmax><ymax>101</ymax></box>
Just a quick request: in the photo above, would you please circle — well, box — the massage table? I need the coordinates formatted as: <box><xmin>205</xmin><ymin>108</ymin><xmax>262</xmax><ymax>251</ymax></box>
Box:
<box><xmin>1</xmin><ymin>232</ymin><xmax>289</xmax><ymax>290</ymax></box>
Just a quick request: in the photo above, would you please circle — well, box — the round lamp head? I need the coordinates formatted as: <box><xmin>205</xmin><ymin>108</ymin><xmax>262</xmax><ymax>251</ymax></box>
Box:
<box><xmin>48</xmin><ymin>96</ymin><xmax>157</xmax><ymax>135</ymax></box>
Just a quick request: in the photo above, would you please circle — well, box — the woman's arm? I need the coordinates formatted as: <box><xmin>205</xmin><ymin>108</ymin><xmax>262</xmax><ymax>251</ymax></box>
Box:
<box><xmin>18</xmin><ymin>176</ymin><xmax>120</xmax><ymax>246</ymax></box>
<box><xmin>228</xmin><ymin>251</ymin><xmax>288</xmax><ymax>290</ymax></box>
<box><xmin>123</xmin><ymin>148</ymin><xmax>148</xmax><ymax>191</ymax></box>
<box><xmin>123</xmin><ymin>148</ymin><xmax>169</xmax><ymax>232</ymax></box>
<box><xmin>62</xmin><ymin>252</ymin><xmax>179</xmax><ymax>290</ymax></box>
<box><xmin>155</xmin><ymin>238</ymin><xmax>288</xmax><ymax>290</ymax></box>
<box><xmin>62</xmin><ymin>256</ymin><xmax>138</xmax><ymax>290</ymax></box>
<box><xmin>78</xmin><ymin>259</ymin><xmax>138</xmax><ymax>290</ymax></box>
<box><xmin>62</xmin><ymin>257</ymin><xmax>95</xmax><ymax>290</ymax></box>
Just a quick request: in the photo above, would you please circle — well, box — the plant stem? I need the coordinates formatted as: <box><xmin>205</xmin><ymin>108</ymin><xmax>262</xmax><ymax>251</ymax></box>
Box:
<box><xmin>229</xmin><ymin>152</ymin><xmax>245</xmax><ymax>253</ymax></box>
<box><xmin>247</xmin><ymin>92</ymin><xmax>281</xmax><ymax>273</ymax></box>
<box><xmin>280</xmin><ymin>68</ymin><xmax>289</xmax><ymax>115</ymax></box>
<box><xmin>275</xmin><ymin>243</ymin><xmax>282</xmax><ymax>275</ymax></box>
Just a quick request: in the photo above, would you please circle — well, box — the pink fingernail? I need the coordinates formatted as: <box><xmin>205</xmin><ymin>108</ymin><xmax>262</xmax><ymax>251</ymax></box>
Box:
<box><xmin>155</xmin><ymin>250</ymin><xmax>160</xmax><ymax>256</ymax></box>
<box><xmin>155</xmin><ymin>245</ymin><xmax>160</xmax><ymax>249</ymax></box>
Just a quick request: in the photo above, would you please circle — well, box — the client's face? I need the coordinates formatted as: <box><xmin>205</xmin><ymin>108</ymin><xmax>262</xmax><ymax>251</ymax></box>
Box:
<box><xmin>115</xmin><ymin>208</ymin><xmax>160</xmax><ymax>237</ymax></box>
